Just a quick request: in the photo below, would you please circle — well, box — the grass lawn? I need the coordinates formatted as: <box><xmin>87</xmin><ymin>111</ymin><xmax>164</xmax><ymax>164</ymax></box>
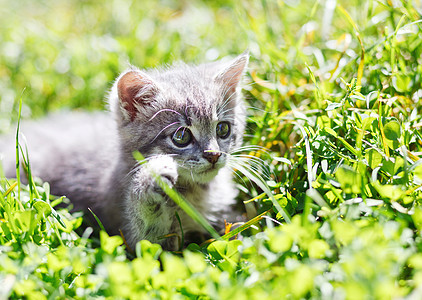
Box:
<box><xmin>1</xmin><ymin>0</ymin><xmax>422</xmax><ymax>298</ymax></box>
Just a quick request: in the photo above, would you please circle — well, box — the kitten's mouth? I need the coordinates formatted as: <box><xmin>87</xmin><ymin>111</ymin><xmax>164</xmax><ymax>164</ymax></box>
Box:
<box><xmin>178</xmin><ymin>163</ymin><xmax>222</xmax><ymax>184</ymax></box>
<box><xmin>199</xmin><ymin>164</ymin><xmax>221</xmax><ymax>174</ymax></box>
<box><xmin>198</xmin><ymin>168</ymin><xmax>213</xmax><ymax>174</ymax></box>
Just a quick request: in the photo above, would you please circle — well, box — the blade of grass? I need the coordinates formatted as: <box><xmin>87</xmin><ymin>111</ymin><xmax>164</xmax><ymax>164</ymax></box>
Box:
<box><xmin>306</xmin><ymin>188</ymin><xmax>330</xmax><ymax>209</ymax></box>
<box><xmin>4</xmin><ymin>181</ymin><xmax>17</xmax><ymax>197</ymax></box>
<box><xmin>337</xmin><ymin>5</ymin><xmax>365</xmax><ymax>91</ymax></box>
<box><xmin>298</xmin><ymin>126</ymin><xmax>315</xmax><ymax>188</ymax></box>
<box><xmin>324</xmin><ymin>127</ymin><xmax>359</xmax><ymax>157</ymax></box>
<box><xmin>175</xmin><ymin>211</ymin><xmax>185</xmax><ymax>251</ymax></box>
<box><xmin>243</xmin><ymin>192</ymin><xmax>266</xmax><ymax>204</ymax></box>
<box><xmin>88</xmin><ymin>207</ymin><xmax>106</xmax><ymax>232</ymax></box>
<box><xmin>155</xmin><ymin>174</ymin><xmax>221</xmax><ymax>241</ymax></box>
<box><xmin>221</xmin><ymin>208</ymin><xmax>272</xmax><ymax>240</ymax></box>
<box><xmin>306</xmin><ymin>64</ymin><xmax>323</xmax><ymax>109</ymax></box>
<box><xmin>356</xmin><ymin>117</ymin><xmax>376</xmax><ymax>157</ymax></box>
<box><xmin>234</xmin><ymin>162</ymin><xmax>291</xmax><ymax>223</ymax></box>
<box><xmin>14</xmin><ymin>89</ymin><xmax>25</xmax><ymax>210</ymax></box>
<box><xmin>19</xmin><ymin>143</ymin><xmax>41</xmax><ymax>201</ymax></box>
<box><xmin>378</xmin><ymin>101</ymin><xmax>390</xmax><ymax>157</ymax></box>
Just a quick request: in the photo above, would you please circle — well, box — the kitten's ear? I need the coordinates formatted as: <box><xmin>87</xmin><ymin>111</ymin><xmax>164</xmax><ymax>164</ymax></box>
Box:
<box><xmin>214</xmin><ymin>52</ymin><xmax>249</xmax><ymax>100</ymax></box>
<box><xmin>116</xmin><ymin>70</ymin><xmax>159</xmax><ymax>121</ymax></box>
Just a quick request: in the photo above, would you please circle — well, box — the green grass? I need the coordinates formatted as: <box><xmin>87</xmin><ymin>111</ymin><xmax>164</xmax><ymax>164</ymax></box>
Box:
<box><xmin>1</xmin><ymin>0</ymin><xmax>422</xmax><ymax>298</ymax></box>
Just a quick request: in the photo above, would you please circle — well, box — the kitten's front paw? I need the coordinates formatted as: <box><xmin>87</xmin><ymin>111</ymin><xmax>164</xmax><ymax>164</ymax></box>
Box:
<box><xmin>150</xmin><ymin>155</ymin><xmax>177</xmax><ymax>184</ymax></box>
<box><xmin>145</xmin><ymin>155</ymin><xmax>178</xmax><ymax>195</ymax></box>
<box><xmin>130</xmin><ymin>155</ymin><xmax>178</xmax><ymax>204</ymax></box>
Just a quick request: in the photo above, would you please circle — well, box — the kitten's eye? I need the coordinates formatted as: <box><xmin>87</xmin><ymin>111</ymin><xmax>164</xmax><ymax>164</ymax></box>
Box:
<box><xmin>172</xmin><ymin>127</ymin><xmax>192</xmax><ymax>147</ymax></box>
<box><xmin>216</xmin><ymin>122</ymin><xmax>230</xmax><ymax>139</ymax></box>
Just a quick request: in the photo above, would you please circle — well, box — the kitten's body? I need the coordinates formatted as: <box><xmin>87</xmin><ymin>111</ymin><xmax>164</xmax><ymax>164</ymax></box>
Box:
<box><xmin>0</xmin><ymin>53</ymin><xmax>248</xmax><ymax>250</ymax></box>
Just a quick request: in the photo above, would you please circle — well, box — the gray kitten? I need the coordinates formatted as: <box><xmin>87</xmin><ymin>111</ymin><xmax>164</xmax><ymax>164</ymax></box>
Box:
<box><xmin>0</xmin><ymin>53</ymin><xmax>249</xmax><ymax>250</ymax></box>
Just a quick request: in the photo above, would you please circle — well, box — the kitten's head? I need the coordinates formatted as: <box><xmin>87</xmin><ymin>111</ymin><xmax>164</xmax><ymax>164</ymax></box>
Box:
<box><xmin>109</xmin><ymin>52</ymin><xmax>248</xmax><ymax>184</ymax></box>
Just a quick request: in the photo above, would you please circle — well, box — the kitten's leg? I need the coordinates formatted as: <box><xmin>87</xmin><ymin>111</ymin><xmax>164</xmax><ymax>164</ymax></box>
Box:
<box><xmin>124</xmin><ymin>155</ymin><xmax>179</xmax><ymax>250</ymax></box>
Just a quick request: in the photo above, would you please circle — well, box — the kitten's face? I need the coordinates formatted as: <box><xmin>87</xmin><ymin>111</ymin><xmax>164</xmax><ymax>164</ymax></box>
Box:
<box><xmin>144</xmin><ymin>97</ymin><xmax>237</xmax><ymax>184</ymax></box>
<box><xmin>111</xmin><ymin>53</ymin><xmax>248</xmax><ymax>184</ymax></box>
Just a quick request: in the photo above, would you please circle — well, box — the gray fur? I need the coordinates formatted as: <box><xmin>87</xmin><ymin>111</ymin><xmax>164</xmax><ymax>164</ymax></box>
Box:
<box><xmin>0</xmin><ymin>53</ymin><xmax>249</xmax><ymax>250</ymax></box>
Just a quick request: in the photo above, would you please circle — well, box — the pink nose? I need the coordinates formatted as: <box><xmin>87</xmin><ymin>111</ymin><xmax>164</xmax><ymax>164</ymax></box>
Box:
<box><xmin>203</xmin><ymin>151</ymin><xmax>221</xmax><ymax>164</ymax></box>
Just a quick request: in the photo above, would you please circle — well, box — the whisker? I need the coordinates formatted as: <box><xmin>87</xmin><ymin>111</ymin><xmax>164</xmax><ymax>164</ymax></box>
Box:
<box><xmin>204</xmin><ymin>148</ymin><xmax>271</xmax><ymax>178</ymax></box>
<box><xmin>217</xmin><ymin>106</ymin><xmax>237</xmax><ymax>119</ymax></box>
<box><xmin>227</xmin><ymin>159</ymin><xmax>269</xmax><ymax>188</ymax></box>
<box><xmin>148</xmin><ymin>108</ymin><xmax>183</xmax><ymax>122</ymax></box>
<box><xmin>125</xmin><ymin>153</ymin><xmax>179</xmax><ymax>180</ymax></box>
<box><xmin>229</xmin><ymin>166</ymin><xmax>249</xmax><ymax>187</ymax></box>
<box><xmin>150</xmin><ymin>121</ymin><xmax>181</xmax><ymax>144</ymax></box>
<box><xmin>228</xmin><ymin>158</ymin><xmax>271</xmax><ymax>180</ymax></box>
<box><xmin>244</xmin><ymin>106</ymin><xmax>269</xmax><ymax>114</ymax></box>
<box><xmin>226</xmin><ymin>145</ymin><xmax>275</xmax><ymax>182</ymax></box>
<box><xmin>217</xmin><ymin>93</ymin><xmax>235</xmax><ymax>113</ymax></box>
<box><xmin>229</xmin><ymin>156</ymin><xmax>270</xmax><ymax>174</ymax></box>
<box><xmin>227</xmin><ymin>161</ymin><xmax>268</xmax><ymax>188</ymax></box>
<box><xmin>230</xmin><ymin>145</ymin><xmax>269</xmax><ymax>154</ymax></box>
<box><xmin>217</xmin><ymin>91</ymin><xmax>239</xmax><ymax>118</ymax></box>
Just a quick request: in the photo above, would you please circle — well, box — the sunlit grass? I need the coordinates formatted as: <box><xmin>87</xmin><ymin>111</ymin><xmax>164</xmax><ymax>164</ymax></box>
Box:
<box><xmin>1</xmin><ymin>0</ymin><xmax>422</xmax><ymax>298</ymax></box>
